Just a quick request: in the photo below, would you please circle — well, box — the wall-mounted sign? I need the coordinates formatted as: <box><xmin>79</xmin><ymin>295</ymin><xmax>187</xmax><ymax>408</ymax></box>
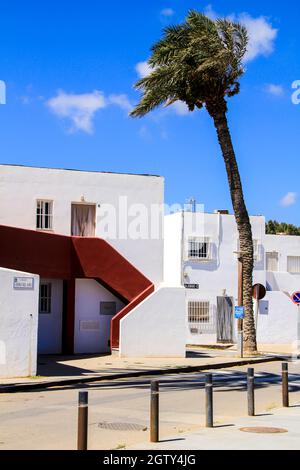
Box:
<box><xmin>184</xmin><ymin>284</ymin><xmax>199</xmax><ymax>290</ymax></box>
<box><xmin>292</xmin><ymin>292</ymin><xmax>300</xmax><ymax>305</ymax></box>
<box><xmin>13</xmin><ymin>277</ymin><xmax>35</xmax><ymax>290</ymax></box>
<box><xmin>234</xmin><ymin>306</ymin><xmax>245</xmax><ymax>320</ymax></box>
<box><xmin>100</xmin><ymin>301</ymin><xmax>117</xmax><ymax>316</ymax></box>
<box><xmin>80</xmin><ymin>320</ymin><xmax>100</xmax><ymax>331</ymax></box>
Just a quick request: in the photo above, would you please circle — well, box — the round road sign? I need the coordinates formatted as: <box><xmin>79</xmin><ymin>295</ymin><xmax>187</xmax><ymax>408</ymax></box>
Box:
<box><xmin>252</xmin><ymin>284</ymin><xmax>266</xmax><ymax>300</ymax></box>
<box><xmin>292</xmin><ymin>292</ymin><xmax>300</xmax><ymax>305</ymax></box>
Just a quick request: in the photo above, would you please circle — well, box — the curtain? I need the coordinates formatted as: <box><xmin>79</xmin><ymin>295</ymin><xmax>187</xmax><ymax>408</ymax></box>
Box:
<box><xmin>71</xmin><ymin>204</ymin><xmax>96</xmax><ymax>237</ymax></box>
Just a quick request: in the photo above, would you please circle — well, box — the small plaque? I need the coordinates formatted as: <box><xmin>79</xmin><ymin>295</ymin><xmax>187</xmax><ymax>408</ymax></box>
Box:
<box><xmin>13</xmin><ymin>277</ymin><xmax>35</xmax><ymax>290</ymax></box>
<box><xmin>184</xmin><ymin>284</ymin><xmax>199</xmax><ymax>290</ymax></box>
<box><xmin>100</xmin><ymin>301</ymin><xmax>117</xmax><ymax>316</ymax></box>
<box><xmin>80</xmin><ymin>320</ymin><xmax>100</xmax><ymax>331</ymax></box>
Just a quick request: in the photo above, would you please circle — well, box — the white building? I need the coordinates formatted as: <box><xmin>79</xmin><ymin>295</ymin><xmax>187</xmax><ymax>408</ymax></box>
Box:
<box><xmin>0</xmin><ymin>164</ymin><xmax>185</xmax><ymax>377</ymax></box>
<box><xmin>164</xmin><ymin>210</ymin><xmax>300</xmax><ymax>350</ymax></box>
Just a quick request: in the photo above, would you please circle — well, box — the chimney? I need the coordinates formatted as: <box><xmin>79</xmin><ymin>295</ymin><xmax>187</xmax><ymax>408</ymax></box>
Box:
<box><xmin>214</xmin><ymin>210</ymin><xmax>230</xmax><ymax>215</ymax></box>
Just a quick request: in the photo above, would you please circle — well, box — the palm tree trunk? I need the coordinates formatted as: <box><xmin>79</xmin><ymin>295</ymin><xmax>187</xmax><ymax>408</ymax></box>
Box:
<box><xmin>206</xmin><ymin>98</ymin><xmax>257</xmax><ymax>354</ymax></box>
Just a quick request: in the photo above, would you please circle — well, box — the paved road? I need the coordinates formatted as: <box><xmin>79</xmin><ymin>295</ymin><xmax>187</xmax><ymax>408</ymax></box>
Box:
<box><xmin>0</xmin><ymin>360</ymin><xmax>300</xmax><ymax>450</ymax></box>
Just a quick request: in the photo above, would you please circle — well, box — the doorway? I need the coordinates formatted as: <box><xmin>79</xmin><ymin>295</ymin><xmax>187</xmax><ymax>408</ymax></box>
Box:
<box><xmin>217</xmin><ymin>296</ymin><xmax>234</xmax><ymax>343</ymax></box>
<box><xmin>37</xmin><ymin>279</ymin><xmax>64</xmax><ymax>354</ymax></box>
<box><xmin>71</xmin><ymin>204</ymin><xmax>96</xmax><ymax>237</ymax></box>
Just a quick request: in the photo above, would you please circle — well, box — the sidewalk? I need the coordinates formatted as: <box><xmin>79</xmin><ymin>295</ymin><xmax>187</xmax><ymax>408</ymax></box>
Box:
<box><xmin>0</xmin><ymin>348</ymin><xmax>280</xmax><ymax>393</ymax></box>
<box><xmin>129</xmin><ymin>406</ymin><xmax>300</xmax><ymax>450</ymax></box>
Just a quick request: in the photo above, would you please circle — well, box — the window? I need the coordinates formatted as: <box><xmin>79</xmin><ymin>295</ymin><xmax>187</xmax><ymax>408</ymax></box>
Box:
<box><xmin>39</xmin><ymin>283</ymin><xmax>52</xmax><ymax>314</ymax></box>
<box><xmin>266</xmin><ymin>252</ymin><xmax>279</xmax><ymax>272</ymax></box>
<box><xmin>188</xmin><ymin>301</ymin><xmax>210</xmax><ymax>324</ymax></box>
<box><xmin>188</xmin><ymin>237</ymin><xmax>210</xmax><ymax>260</ymax></box>
<box><xmin>36</xmin><ymin>200</ymin><xmax>53</xmax><ymax>230</ymax></box>
<box><xmin>287</xmin><ymin>256</ymin><xmax>300</xmax><ymax>274</ymax></box>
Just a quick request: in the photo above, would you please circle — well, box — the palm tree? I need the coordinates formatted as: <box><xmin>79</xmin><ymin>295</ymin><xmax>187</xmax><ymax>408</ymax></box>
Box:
<box><xmin>130</xmin><ymin>10</ymin><xmax>257</xmax><ymax>354</ymax></box>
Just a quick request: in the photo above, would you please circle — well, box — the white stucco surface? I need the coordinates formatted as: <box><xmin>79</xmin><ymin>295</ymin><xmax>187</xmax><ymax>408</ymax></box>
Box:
<box><xmin>257</xmin><ymin>292</ymin><xmax>298</xmax><ymax>345</ymax></box>
<box><xmin>74</xmin><ymin>279</ymin><xmax>125</xmax><ymax>354</ymax></box>
<box><xmin>0</xmin><ymin>268</ymin><xmax>39</xmax><ymax>378</ymax></box>
<box><xmin>0</xmin><ymin>164</ymin><xmax>164</xmax><ymax>285</ymax></box>
<box><xmin>119</xmin><ymin>287</ymin><xmax>186</xmax><ymax>358</ymax></box>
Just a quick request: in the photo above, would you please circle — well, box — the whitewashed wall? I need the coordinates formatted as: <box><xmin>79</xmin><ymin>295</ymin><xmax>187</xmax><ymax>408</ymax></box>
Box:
<box><xmin>256</xmin><ymin>292</ymin><xmax>298</xmax><ymax>345</ymax></box>
<box><xmin>0</xmin><ymin>165</ymin><xmax>164</xmax><ymax>285</ymax></box>
<box><xmin>163</xmin><ymin>214</ymin><xmax>182</xmax><ymax>287</ymax></box>
<box><xmin>74</xmin><ymin>279</ymin><xmax>125</xmax><ymax>354</ymax></box>
<box><xmin>164</xmin><ymin>212</ymin><xmax>266</xmax><ymax>345</ymax></box>
<box><xmin>37</xmin><ymin>279</ymin><xmax>64</xmax><ymax>354</ymax></box>
<box><xmin>0</xmin><ymin>268</ymin><xmax>39</xmax><ymax>378</ymax></box>
<box><xmin>265</xmin><ymin>234</ymin><xmax>300</xmax><ymax>292</ymax></box>
<box><xmin>119</xmin><ymin>287</ymin><xmax>186</xmax><ymax>357</ymax></box>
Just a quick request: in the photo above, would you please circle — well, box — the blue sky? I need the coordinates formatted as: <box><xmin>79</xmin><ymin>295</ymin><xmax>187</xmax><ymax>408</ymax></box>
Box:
<box><xmin>0</xmin><ymin>1</ymin><xmax>300</xmax><ymax>223</ymax></box>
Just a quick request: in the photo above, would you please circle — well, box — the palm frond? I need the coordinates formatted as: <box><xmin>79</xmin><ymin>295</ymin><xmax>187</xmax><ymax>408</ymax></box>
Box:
<box><xmin>131</xmin><ymin>10</ymin><xmax>249</xmax><ymax>118</ymax></box>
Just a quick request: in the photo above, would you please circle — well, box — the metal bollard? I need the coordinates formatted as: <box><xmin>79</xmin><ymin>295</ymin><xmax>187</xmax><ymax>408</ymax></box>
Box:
<box><xmin>150</xmin><ymin>380</ymin><xmax>159</xmax><ymax>443</ymax></box>
<box><xmin>282</xmin><ymin>363</ymin><xmax>289</xmax><ymax>408</ymax></box>
<box><xmin>237</xmin><ymin>331</ymin><xmax>244</xmax><ymax>358</ymax></box>
<box><xmin>205</xmin><ymin>374</ymin><xmax>213</xmax><ymax>428</ymax></box>
<box><xmin>247</xmin><ymin>368</ymin><xmax>255</xmax><ymax>416</ymax></box>
<box><xmin>77</xmin><ymin>390</ymin><xmax>88</xmax><ymax>451</ymax></box>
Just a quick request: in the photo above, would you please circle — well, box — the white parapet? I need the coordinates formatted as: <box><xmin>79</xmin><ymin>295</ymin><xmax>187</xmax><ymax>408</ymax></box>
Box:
<box><xmin>119</xmin><ymin>286</ymin><xmax>186</xmax><ymax>358</ymax></box>
<box><xmin>0</xmin><ymin>268</ymin><xmax>39</xmax><ymax>378</ymax></box>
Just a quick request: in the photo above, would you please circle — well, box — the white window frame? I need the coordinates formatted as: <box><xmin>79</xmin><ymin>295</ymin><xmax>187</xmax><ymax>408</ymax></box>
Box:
<box><xmin>39</xmin><ymin>282</ymin><xmax>52</xmax><ymax>314</ymax></box>
<box><xmin>188</xmin><ymin>237</ymin><xmax>211</xmax><ymax>261</ymax></box>
<box><xmin>287</xmin><ymin>256</ymin><xmax>300</xmax><ymax>274</ymax></box>
<box><xmin>36</xmin><ymin>200</ymin><xmax>53</xmax><ymax>231</ymax></box>
<box><xmin>266</xmin><ymin>252</ymin><xmax>279</xmax><ymax>272</ymax></box>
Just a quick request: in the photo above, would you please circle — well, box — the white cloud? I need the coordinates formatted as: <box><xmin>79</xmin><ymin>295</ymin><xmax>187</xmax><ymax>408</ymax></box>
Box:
<box><xmin>171</xmin><ymin>101</ymin><xmax>190</xmax><ymax>116</ymax></box>
<box><xmin>266</xmin><ymin>84</ymin><xmax>284</xmax><ymax>96</ymax></box>
<box><xmin>240</xmin><ymin>14</ymin><xmax>278</xmax><ymax>62</ymax></box>
<box><xmin>160</xmin><ymin>8</ymin><xmax>175</xmax><ymax>17</ymax></box>
<box><xmin>135</xmin><ymin>61</ymin><xmax>154</xmax><ymax>78</ymax></box>
<box><xmin>204</xmin><ymin>5</ymin><xmax>278</xmax><ymax>62</ymax></box>
<box><xmin>108</xmin><ymin>94</ymin><xmax>133</xmax><ymax>112</ymax></box>
<box><xmin>204</xmin><ymin>4</ymin><xmax>217</xmax><ymax>20</ymax></box>
<box><xmin>280</xmin><ymin>192</ymin><xmax>297</xmax><ymax>207</ymax></box>
<box><xmin>47</xmin><ymin>90</ymin><xmax>106</xmax><ymax>134</ymax></box>
<box><xmin>47</xmin><ymin>90</ymin><xmax>132</xmax><ymax>133</ymax></box>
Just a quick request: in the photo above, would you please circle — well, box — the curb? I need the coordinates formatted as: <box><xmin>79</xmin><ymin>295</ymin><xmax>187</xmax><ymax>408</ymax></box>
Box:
<box><xmin>0</xmin><ymin>356</ymin><xmax>280</xmax><ymax>394</ymax></box>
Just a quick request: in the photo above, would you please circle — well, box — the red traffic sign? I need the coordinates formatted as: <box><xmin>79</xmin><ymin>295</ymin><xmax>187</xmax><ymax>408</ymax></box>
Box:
<box><xmin>252</xmin><ymin>284</ymin><xmax>266</xmax><ymax>301</ymax></box>
<box><xmin>292</xmin><ymin>292</ymin><xmax>300</xmax><ymax>305</ymax></box>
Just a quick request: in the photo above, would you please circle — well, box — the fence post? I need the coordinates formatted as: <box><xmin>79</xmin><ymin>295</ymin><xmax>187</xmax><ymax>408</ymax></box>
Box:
<box><xmin>205</xmin><ymin>373</ymin><xmax>213</xmax><ymax>428</ymax></box>
<box><xmin>150</xmin><ymin>380</ymin><xmax>159</xmax><ymax>443</ymax></box>
<box><xmin>77</xmin><ymin>390</ymin><xmax>88</xmax><ymax>450</ymax></box>
<box><xmin>247</xmin><ymin>368</ymin><xmax>255</xmax><ymax>416</ymax></box>
<box><xmin>282</xmin><ymin>362</ymin><xmax>289</xmax><ymax>408</ymax></box>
